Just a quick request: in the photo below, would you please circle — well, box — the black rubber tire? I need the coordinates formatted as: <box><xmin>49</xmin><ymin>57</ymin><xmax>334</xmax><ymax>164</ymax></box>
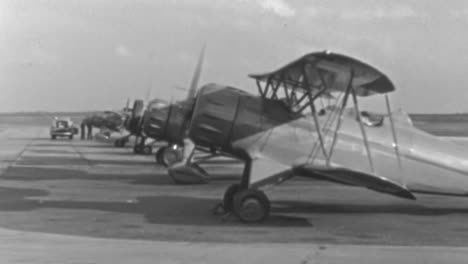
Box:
<box><xmin>142</xmin><ymin>146</ymin><xmax>152</xmax><ymax>155</ymax></box>
<box><xmin>133</xmin><ymin>145</ymin><xmax>141</xmax><ymax>154</ymax></box>
<box><xmin>51</xmin><ymin>135</ymin><xmax>56</xmax><ymax>140</ymax></box>
<box><xmin>115</xmin><ymin>139</ymin><xmax>127</xmax><ymax>148</ymax></box>
<box><xmin>69</xmin><ymin>135</ymin><xmax>73</xmax><ymax>140</ymax></box>
<box><xmin>161</xmin><ymin>147</ymin><xmax>181</xmax><ymax>167</ymax></box>
<box><xmin>233</xmin><ymin>189</ymin><xmax>270</xmax><ymax>223</ymax></box>
<box><xmin>155</xmin><ymin>147</ymin><xmax>166</xmax><ymax>164</ymax></box>
<box><xmin>223</xmin><ymin>184</ymin><xmax>241</xmax><ymax>213</ymax></box>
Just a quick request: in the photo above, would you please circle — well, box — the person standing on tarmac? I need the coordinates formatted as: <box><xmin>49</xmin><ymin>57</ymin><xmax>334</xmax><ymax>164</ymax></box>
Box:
<box><xmin>86</xmin><ymin>117</ymin><xmax>93</xmax><ymax>140</ymax></box>
<box><xmin>80</xmin><ymin>118</ymin><xmax>86</xmax><ymax>140</ymax></box>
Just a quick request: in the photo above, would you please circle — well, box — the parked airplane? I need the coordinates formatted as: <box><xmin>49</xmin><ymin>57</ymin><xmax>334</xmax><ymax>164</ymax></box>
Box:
<box><xmin>85</xmin><ymin>100</ymin><xmax>132</xmax><ymax>137</ymax></box>
<box><xmin>125</xmin><ymin>46</ymin><xmax>207</xmax><ymax>163</ymax></box>
<box><xmin>161</xmin><ymin>51</ymin><xmax>468</xmax><ymax>223</ymax></box>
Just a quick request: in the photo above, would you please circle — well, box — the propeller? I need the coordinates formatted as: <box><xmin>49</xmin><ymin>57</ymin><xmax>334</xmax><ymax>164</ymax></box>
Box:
<box><xmin>125</xmin><ymin>97</ymin><xmax>130</xmax><ymax>111</ymax></box>
<box><xmin>184</xmin><ymin>44</ymin><xmax>206</xmax><ymax>108</ymax></box>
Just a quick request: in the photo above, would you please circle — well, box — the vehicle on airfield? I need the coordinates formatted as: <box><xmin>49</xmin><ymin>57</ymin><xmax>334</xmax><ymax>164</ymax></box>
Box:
<box><xmin>148</xmin><ymin>50</ymin><xmax>468</xmax><ymax>223</ymax></box>
<box><xmin>50</xmin><ymin>117</ymin><xmax>78</xmax><ymax>140</ymax></box>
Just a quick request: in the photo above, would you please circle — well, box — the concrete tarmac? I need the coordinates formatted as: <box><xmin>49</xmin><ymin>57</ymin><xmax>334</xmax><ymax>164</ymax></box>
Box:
<box><xmin>1</xmin><ymin>124</ymin><xmax>468</xmax><ymax>263</ymax></box>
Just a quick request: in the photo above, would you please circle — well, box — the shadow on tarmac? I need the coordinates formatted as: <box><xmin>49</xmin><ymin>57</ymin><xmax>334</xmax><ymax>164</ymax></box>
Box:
<box><xmin>14</xmin><ymin>156</ymin><xmax>154</xmax><ymax>167</ymax></box>
<box><xmin>0</xmin><ymin>185</ymin><xmax>310</xmax><ymax>227</ymax></box>
<box><xmin>273</xmin><ymin>200</ymin><xmax>468</xmax><ymax>216</ymax></box>
<box><xmin>1</xmin><ymin>166</ymin><xmax>171</xmax><ymax>183</ymax></box>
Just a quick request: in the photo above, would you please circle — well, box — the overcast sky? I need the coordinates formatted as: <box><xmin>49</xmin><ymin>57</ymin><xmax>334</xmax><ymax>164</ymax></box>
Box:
<box><xmin>2</xmin><ymin>0</ymin><xmax>468</xmax><ymax>113</ymax></box>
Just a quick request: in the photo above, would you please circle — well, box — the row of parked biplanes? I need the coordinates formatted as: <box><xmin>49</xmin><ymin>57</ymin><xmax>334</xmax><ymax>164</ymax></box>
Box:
<box><xmin>87</xmin><ymin>47</ymin><xmax>468</xmax><ymax>223</ymax></box>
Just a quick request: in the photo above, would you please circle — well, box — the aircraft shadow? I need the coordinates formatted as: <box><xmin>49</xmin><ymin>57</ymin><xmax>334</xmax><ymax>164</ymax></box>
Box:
<box><xmin>28</xmin><ymin>147</ymin><xmax>140</xmax><ymax>157</ymax></box>
<box><xmin>15</xmin><ymin>156</ymin><xmax>155</xmax><ymax>167</ymax></box>
<box><xmin>0</xmin><ymin>186</ymin><xmax>310</xmax><ymax>227</ymax></box>
<box><xmin>31</xmin><ymin>143</ymin><xmax>116</xmax><ymax>149</ymax></box>
<box><xmin>2</xmin><ymin>164</ymin><xmax>240</xmax><ymax>185</ymax></box>
<box><xmin>6</xmin><ymin>137</ymin><xmax>45</xmax><ymax>141</ymax></box>
<box><xmin>273</xmin><ymin>200</ymin><xmax>468</xmax><ymax>216</ymax></box>
<box><xmin>1</xmin><ymin>166</ymin><xmax>172</xmax><ymax>184</ymax></box>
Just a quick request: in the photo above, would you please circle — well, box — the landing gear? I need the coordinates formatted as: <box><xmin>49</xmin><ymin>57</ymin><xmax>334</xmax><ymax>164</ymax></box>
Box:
<box><xmin>215</xmin><ymin>185</ymin><xmax>270</xmax><ymax>223</ymax></box>
<box><xmin>155</xmin><ymin>146</ymin><xmax>182</xmax><ymax>167</ymax></box>
<box><xmin>223</xmin><ymin>184</ymin><xmax>241</xmax><ymax>212</ymax></box>
<box><xmin>133</xmin><ymin>144</ymin><xmax>142</xmax><ymax>154</ymax></box>
<box><xmin>132</xmin><ymin>137</ymin><xmax>152</xmax><ymax>155</ymax></box>
<box><xmin>114</xmin><ymin>138</ymin><xmax>127</xmax><ymax>148</ymax></box>
<box><xmin>233</xmin><ymin>189</ymin><xmax>270</xmax><ymax>223</ymax></box>
<box><xmin>69</xmin><ymin>135</ymin><xmax>73</xmax><ymax>140</ymax></box>
<box><xmin>51</xmin><ymin>135</ymin><xmax>56</xmax><ymax>140</ymax></box>
<box><xmin>142</xmin><ymin>145</ymin><xmax>152</xmax><ymax>155</ymax></box>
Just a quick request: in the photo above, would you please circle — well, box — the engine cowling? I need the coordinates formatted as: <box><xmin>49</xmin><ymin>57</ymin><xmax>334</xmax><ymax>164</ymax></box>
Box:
<box><xmin>188</xmin><ymin>83</ymin><xmax>298</xmax><ymax>152</ymax></box>
<box><xmin>142</xmin><ymin>101</ymin><xmax>190</xmax><ymax>145</ymax></box>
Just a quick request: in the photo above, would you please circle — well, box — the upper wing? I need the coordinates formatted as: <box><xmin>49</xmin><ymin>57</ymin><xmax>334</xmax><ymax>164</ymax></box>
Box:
<box><xmin>249</xmin><ymin>51</ymin><xmax>394</xmax><ymax>97</ymax></box>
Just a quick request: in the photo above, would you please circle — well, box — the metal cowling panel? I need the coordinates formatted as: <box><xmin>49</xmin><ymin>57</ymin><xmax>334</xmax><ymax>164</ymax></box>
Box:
<box><xmin>189</xmin><ymin>84</ymin><xmax>241</xmax><ymax>149</ymax></box>
<box><xmin>142</xmin><ymin>107</ymin><xmax>170</xmax><ymax>139</ymax></box>
<box><xmin>165</xmin><ymin>104</ymin><xmax>187</xmax><ymax>144</ymax></box>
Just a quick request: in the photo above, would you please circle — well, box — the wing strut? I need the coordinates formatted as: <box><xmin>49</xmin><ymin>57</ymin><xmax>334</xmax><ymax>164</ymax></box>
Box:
<box><xmin>385</xmin><ymin>94</ymin><xmax>405</xmax><ymax>186</ymax></box>
<box><xmin>326</xmin><ymin>70</ymin><xmax>353</xmax><ymax>166</ymax></box>
<box><xmin>302</xmin><ymin>65</ymin><xmax>329</xmax><ymax>161</ymax></box>
<box><xmin>351</xmin><ymin>85</ymin><xmax>375</xmax><ymax>173</ymax></box>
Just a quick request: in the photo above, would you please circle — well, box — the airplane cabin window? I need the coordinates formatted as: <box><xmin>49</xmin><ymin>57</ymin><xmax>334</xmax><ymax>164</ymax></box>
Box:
<box><xmin>359</xmin><ymin>111</ymin><xmax>384</xmax><ymax>127</ymax></box>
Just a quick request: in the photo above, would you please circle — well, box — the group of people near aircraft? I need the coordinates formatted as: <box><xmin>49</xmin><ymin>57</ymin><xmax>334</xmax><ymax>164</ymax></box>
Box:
<box><xmin>73</xmin><ymin>48</ymin><xmax>468</xmax><ymax>223</ymax></box>
<box><xmin>80</xmin><ymin>117</ymin><xmax>94</xmax><ymax>140</ymax></box>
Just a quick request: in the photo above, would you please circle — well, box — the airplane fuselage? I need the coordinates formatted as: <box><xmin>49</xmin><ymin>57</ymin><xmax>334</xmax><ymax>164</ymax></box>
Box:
<box><xmin>189</xmin><ymin>84</ymin><xmax>468</xmax><ymax>197</ymax></box>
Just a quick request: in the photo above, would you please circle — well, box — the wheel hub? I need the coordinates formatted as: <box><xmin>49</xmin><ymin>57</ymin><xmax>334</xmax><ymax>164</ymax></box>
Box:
<box><xmin>239</xmin><ymin>198</ymin><xmax>264</xmax><ymax>222</ymax></box>
<box><xmin>162</xmin><ymin>149</ymin><xmax>178</xmax><ymax>166</ymax></box>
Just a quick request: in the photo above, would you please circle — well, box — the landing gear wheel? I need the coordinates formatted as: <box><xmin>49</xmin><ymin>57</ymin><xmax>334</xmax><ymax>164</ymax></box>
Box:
<box><xmin>162</xmin><ymin>147</ymin><xmax>181</xmax><ymax>167</ymax></box>
<box><xmin>155</xmin><ymin>147</ymin><xmax>164</xmax><ymax>164</ymax></box>
<box><xmin>133</xmin><ymin>145</ymin><xmax>142</xmax><ymax>154</ymax></box>
<box><xmin>69</xmin><ymin>135</ymin><xmax>73</xmax><ymax>140</ymax></box>
<box><xmin>142</xmin><ymin>145</ymin><xmax>152</xmax><ymax>155</ymax></box>
<box><xmin>223</xmin><ymin>184</ymin><xmax>241</xmax><ymax>213</ymax></box>
<box><xmin>155</xmin><ymin>146</ymin><xmax>181</xmax><ymax>167</ymax></box>
<box><xmin>51</xmin><ymin>135</ymin><xmax>56</xmax><ymax>140</ymax></box>
<box><xmin>114</xmin><ymin>139</ymin><xmax>123</xmax><ymax>147</ymax></box>
<box><xmin>233</xmin><ymin>189</ymin><xmax>270</xmax><ymax>223</ymax></box>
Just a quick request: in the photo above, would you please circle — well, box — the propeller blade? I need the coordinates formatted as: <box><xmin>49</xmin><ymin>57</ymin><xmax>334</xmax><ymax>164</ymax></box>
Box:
<box><xmin>186</xmin><ymin>44</ymin><xmax>206</xmax><ymax>101</ymax></box>
<box><xmin>145</xmin><ymin>87</ymin><xmax>152</xmax><ymax>102</ymax></box>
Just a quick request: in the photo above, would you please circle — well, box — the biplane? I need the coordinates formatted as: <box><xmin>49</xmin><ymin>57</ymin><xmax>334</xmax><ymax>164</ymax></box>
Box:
<box><xmin>133</xmin><ymin>46</ymin><xmax>207</xmax><ymax>165</ymax></box>
<box><xmin>165</xmin><ymin>51</ymin><xmax>468</xmax><ymax>223</ymax></box>
<box><xmin>86</xmin><ymin>100</ymin><xmax>133</xmax><ymax>142</ymax></box>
